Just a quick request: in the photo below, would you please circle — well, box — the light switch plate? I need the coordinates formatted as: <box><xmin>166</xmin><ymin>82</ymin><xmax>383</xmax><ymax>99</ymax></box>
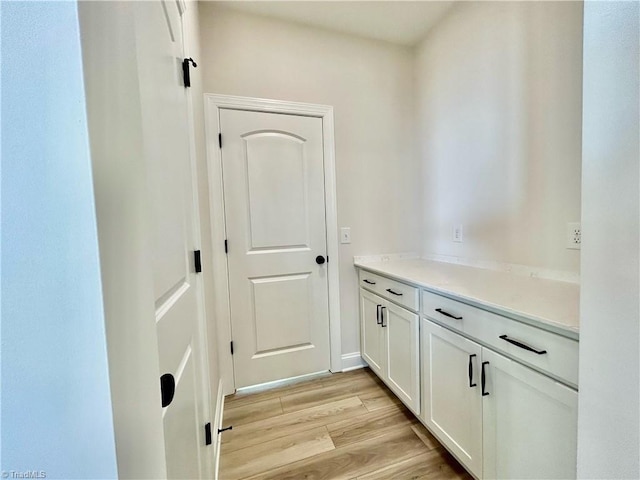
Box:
<box><xmin>340</xmin><ymin>227</ymin><xmax>351</xmax><ymax>244</ymax></box>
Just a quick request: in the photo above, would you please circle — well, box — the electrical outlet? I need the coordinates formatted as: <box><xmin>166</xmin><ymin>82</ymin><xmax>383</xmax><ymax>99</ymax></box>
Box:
<box><xmin>453</xmin><ymin>224</ymin><xmax>463</xmax><ymax>243</ymax></box>
<box><xmin>567</xmin><ymin>222</ymin><xmax>581</xmax><ymax>249</ymax></box>
<box><xmin>340</xmin><ymin>227</ymin><xmax>351</xmax><ymax>244</ymax></box>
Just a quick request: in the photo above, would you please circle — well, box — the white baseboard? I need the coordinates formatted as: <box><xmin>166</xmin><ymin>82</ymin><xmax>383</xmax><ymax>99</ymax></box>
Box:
<box><xmin>213</xmin><ymin>379</ymin><xmax>224</xmax><ymax>480</ymax></box>
<box><xmin>236</xmin><ymin>370</ymin><xmax>330</xmax><ymax>395</ymax></box>
<box><xmin>341</xmin><ymin>352</ymin><xmax>367</xmax><ymax>372</ymax></box>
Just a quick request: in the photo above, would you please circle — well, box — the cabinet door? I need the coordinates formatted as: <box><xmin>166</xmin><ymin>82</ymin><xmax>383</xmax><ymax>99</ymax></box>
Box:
<box><xmin>422</xmin><ymin>319</ymin><xmax>483</xmax><ymax>477</ymax></box>
<box><xmin>482</xmin><ymin>348</ymin><xmax>578</xmax><ymax>480</ymax></box>
<box><xmin>385</xmin><ymin>302</ymin><xmax>420</xmax><ymax>413</ymax></box>
<box><xmin>360</xmin><ymin>289</ymin><xmax>385</xmax><ymax>378</ymax></box>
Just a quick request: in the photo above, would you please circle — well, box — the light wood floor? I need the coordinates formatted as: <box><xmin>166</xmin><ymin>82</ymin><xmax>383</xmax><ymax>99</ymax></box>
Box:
<box><xmin>219</xmin><ymin>368</ymin><xmax>473</xmax><ymax>480</ymax></box>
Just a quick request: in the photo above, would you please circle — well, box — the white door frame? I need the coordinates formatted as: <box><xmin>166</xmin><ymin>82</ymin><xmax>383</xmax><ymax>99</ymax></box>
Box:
<box><xmin>204</xmin><ymin>94</ymin><xmax>342</xmax><ymax>395</ymax></box>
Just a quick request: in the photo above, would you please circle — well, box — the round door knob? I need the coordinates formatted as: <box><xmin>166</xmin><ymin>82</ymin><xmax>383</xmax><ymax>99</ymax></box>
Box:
<box><xmin>315</xmin><ymin>255</ymin><xmax>326</xmax><ymax>265</ymax></box>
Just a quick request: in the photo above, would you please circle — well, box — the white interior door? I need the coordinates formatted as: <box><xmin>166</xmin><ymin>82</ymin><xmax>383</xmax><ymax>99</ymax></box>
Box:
<box><xmin>134</xmin><ymin>1</ymin><xmax>211</xmax><ymax>478</ymax></box>
<box><xmin>220</xmin><ymin>108</ymin><xmax>330</xmax><ymax>389</ymax></box>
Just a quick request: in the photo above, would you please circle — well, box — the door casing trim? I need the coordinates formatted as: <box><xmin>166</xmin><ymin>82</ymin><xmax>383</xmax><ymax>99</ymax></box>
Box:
<box><xmin>204</xmin><ymin>93</ymin><xmax>342</xmax><ymax>395</ymax></box>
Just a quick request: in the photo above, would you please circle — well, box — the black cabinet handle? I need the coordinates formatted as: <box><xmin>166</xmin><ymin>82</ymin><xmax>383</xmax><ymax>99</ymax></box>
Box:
<box><xmin>315</xmin><ymin>255</ymin><xmax>326</xmax><ymax>265</ymax></box>
<box><xmin>363</xmin><ymin>279</ymin><xmax>376</xmax><ymax>285</ymax></box>
<box><xmin>468</xmin><ymin>354</ymin><xmax>477</xmax><ymax>388</ymax></box>
<box><xmin>481</xmin><ymin>361</ymin><xmax>490</xmax><ymax>396</ymax></box>
<box><xmin>435</xmin><ymin>308</ymin><xmax>463</xmax><ymax>320</ymax></box>
<box><xmin>381</xmin><ymin>306</ymin><xmax>387</xmax><ymax>327</ymax></box>
<box><xmin>499</xmin><ymin>335</ymin><xmax>547</xmax><ymax>355</ymax></box>
<box><xmin>386</xmin><ymin>288</ymin><xmax>403</xmax><ymax>296</ymax></box>
<box><xmin>376</xmin><ymin>304</ymin><xmax>382</xmax><ymax>325</ymax></box>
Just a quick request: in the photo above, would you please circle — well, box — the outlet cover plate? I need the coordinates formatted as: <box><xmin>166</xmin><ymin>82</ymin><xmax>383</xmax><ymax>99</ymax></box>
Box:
<box><xmin>453</xmin><ymin>224</ymin><xmax>463</xmax><ymax>243</ymax></box>
<box><xmin>567</xmin><ymin>222</ymin><xmax>581</xmax><ymax>249</ymax></box>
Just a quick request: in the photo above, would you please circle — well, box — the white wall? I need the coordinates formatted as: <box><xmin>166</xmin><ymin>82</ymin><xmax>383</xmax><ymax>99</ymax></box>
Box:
<box><xmin>578</xmin><ymin>2</ymin><xmax>640</xmax><ymax>478</ymax></box>
<box><xmin>1</xmin><ymin>2</ymin><xmax>118</xmax><ymax>477</ymax></box>
<box><xmin>198</xmin><ymin>5</ymin><xmax>421</xmax><ymax>356</ymax></box>
<box><xmin>415</xmin><ymin>1</ymin><xmax>583</xmax><ymax>274</ymax></box>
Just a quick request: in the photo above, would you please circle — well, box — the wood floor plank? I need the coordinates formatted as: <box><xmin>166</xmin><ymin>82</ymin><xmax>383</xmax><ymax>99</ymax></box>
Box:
<box><xmin>358</xmin><ymin>384</ymin><xmax>403</xmax><ymax>412</ymax></box>
<box><xmin>219</xmin><ymin>368</ymin><xmax>471</xmax><ymax>480</ymax></box>
<box><xmin>326</xmin><ymin>403</ymin><xmax>415</xmax><ymax>448</ymax></box>
<box><xmin>320</xmin><ymin>368</ymin><xmax>373</xmax><ymax>387</ymax></box>
<box><xmin>410</xmin><ymin>422</ymin><xmax>441</xmax><ymax>451</ymax></box>
<box><xmin>224</xmin><ymin>369</ymin><xmax>371</xmax><ymax>410</ymax></box>
<box><xmin>280</xmin><ymin>374</ymin><xmax>380</xmax><ymax>413</ymax></box>
<box><xmin>223</xmin><ymin>397</ymin><xmax>283</xmax><ymax>427</ymax></box>
<box><xmin>222</xmin><ymin>396</ymin><xmax>367</xmax><ymax>453</ymax></box>
<box><xmin>219</xmin><ymin>426</ymin><xmax>335</xmax><ymax>480</ymax></box>
<box><xmin>356</xmin><ymin>447</ymin><xmax>473</xmax><ymax>480</ymax></box>
<box><xmin>224</xmin><ymin>376</ymin><xmax>328</xmax><ymax>410</ymax></box>
<box><xmin>244</xmin><ymin>426</ymin><xmax>427</xmax><ymax>480</ymax></box>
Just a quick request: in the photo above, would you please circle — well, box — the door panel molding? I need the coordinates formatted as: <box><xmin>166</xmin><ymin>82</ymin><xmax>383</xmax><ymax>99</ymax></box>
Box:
<box><xmin>204</xmin><ymin>94</ymin><xmax>341</xmax><ymax>395</ymax></box>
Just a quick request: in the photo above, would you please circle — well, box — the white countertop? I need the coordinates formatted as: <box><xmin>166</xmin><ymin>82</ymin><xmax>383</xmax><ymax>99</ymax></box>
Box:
<box><xmin>354</xmin><ymin>258</ymin><xmax>580</xmax><ymax>339</ymax></box>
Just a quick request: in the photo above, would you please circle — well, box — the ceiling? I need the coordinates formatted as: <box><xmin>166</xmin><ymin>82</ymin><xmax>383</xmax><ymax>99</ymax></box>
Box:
<box><xmin>212</xmin><ymin>1</ymin><xmax>457</xmax><ymax>46</ymax></box>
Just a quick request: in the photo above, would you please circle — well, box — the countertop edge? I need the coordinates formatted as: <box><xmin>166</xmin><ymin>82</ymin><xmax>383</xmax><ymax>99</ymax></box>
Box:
<box><xmin>355</xmin><ymin>261</ymin><xmax>580</xmax><ymax>341</ymax></box>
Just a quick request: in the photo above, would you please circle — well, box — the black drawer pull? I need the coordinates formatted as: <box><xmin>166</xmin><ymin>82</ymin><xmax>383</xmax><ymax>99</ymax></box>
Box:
<box><xmin>386</xmin><ymin>288</ymin><xmax>403</xmax><ymax>296</ymax></box>
<box><xmin>499</xmin><ymin>335</ymin><xmax>547</xmax><ymax>355</ymax></box>
<box><xmin>468</xmin><ymin>354</ymin><xmax>477</xmax><ymax>388</ymax></box>
<box><xmin>363</xmin><ymin>279</ymin><xmax>376</xmax><ymax>285</ymax></box>
<box><xmin>376</xmin><ymin>304</ymin><xmax>382</xmax><ymax>325</ymax></box>
<box><xmin>481</xmin><ymin>361</ymin><xmax>490</xmax><ymax>396</ymax></box>
<box><xmin>381</xmin><ymin>306</ymin><xmax>387</xmax><ymax>327</ymax></box>
<box><xmin>435</xmin><ymin>308</ymin><xmax>463</xmax><ymax>320</ymax></box>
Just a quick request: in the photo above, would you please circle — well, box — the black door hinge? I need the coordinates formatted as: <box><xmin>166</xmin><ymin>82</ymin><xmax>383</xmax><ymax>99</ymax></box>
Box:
<box><xmin>182</xmin><ymin>57</ymin><xmax>197</xmax><ymax>88</ymax></box>
<box><xmin>204</xmin><ymin>422</ymin><xmax>212</xmax><ymax>445</ymax></box>
<box><xmin>218</xmin><ymin>133</ymin><xmax>222</xmax><ymax>149</ymax></box>
<box><xmin>194</xmin><ymin>250</ymin><xmax>202</xmax><ymax>273</ymax></box>
<box><xmin>224</xmin><ymin>239</ymin><xmax>228</xmax><ymax>254</ymax></box>
<box><xmin>230</xmin><ymin>341</ymin><xmax>234</xmax><ymax>355</ymax></box>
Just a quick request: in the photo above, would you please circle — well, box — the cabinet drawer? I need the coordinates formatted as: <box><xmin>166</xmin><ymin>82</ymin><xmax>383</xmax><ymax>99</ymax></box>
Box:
<box><xmin>359</xmin><ymin>270</ymin><xmax>386</xmax><ymax>295</ymax></box>
<box><xmin>359</xmin><ymin>270</ymin><xmax>419</xmax><ymax>312</ymax></box>
<box><xmin>422</xmin><ymin>290</ymin><xmax>579</xmax><ymax>387</ymax></box>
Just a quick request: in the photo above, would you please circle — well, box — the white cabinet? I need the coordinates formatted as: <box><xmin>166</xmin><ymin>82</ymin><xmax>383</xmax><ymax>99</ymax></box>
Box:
<box><xmin>385</xmin><ymin>301</ymin><xmax>420</xmax><ymax>412</ymax></box>
<box><xmin>359</xmin><ymin>270</ymin><xmax>419</xmax><ymax>312</ymax></box>
<box><xmin>358</xmin><ymin>266</ymin><xmax>579</xmax><ymax>480</ymax></box>
<box><xmin>482</xmin><ymin>348</ymin><xmax>578</xmax><ymax>480</ymax></box>
<box><xmin>360</xmin><ymin>289</ymin><xmax>385</xmax><ymax>378</ymax></box>
<box><xmin>359</xmin><ymin>287</ymin><xmax>420</xmax><ymax>413</ymax></box>
<box><xmin>422</xmin><ymin>319</ymin><xmax>483</xmax><ymax>477</ymax></box>
<box><xmin>422</xmin><ymin>319</ymin><xmax>578</xmax><ymax>479</ymax></box>
<box><xmin>423</xmin><ymin>290</ymin><xmax>579</xmax><ymax>387</ymax></box>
